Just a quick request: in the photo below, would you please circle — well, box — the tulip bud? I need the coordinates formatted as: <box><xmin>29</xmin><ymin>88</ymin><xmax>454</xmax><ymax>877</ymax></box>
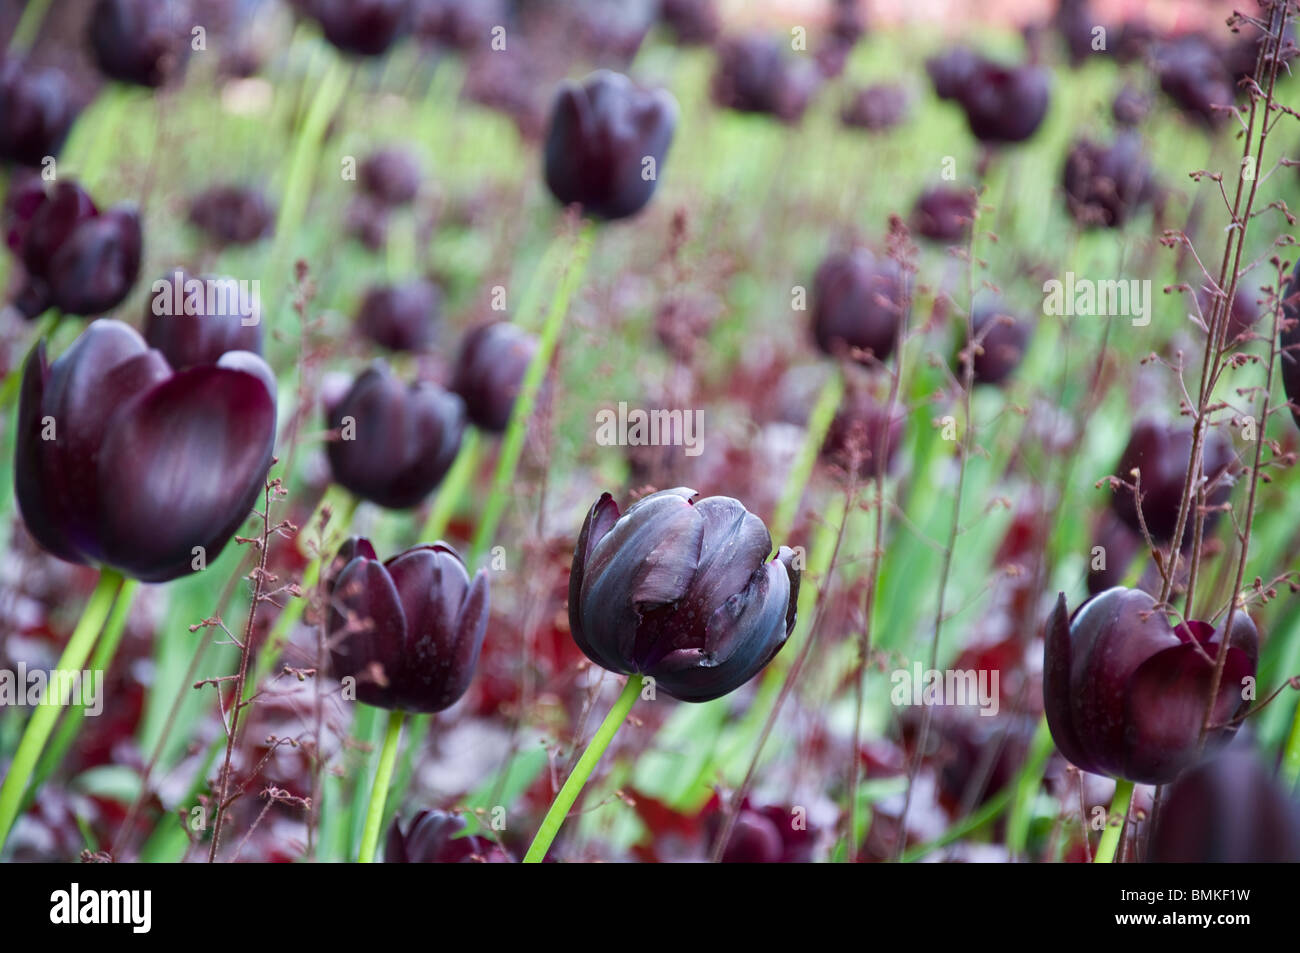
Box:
<box><xmin>308</xmin><ymin>0</ymin><xmax>410</xmax><ymax>57</ymax></box>
<box><xmin>840</xmin><ymin>84</ymin><xmax>909</xmax><ymax>132</ymax></box>
<box><xmin>1062</xmin><ymin>134</ymin><xmax>1153</xmax><ymax>229</ymax></box>
<box><xmin>910</xmin><ymin>186</ymin><xmax>976</xmax><ymax>244</ymax></box>
<box><xmin>15</xmin><ymin>320</ymin><xmax>277</xmax><ymax>582</ymax></box>
<box><xmin>188</xmin><ymin>185</ymin><xmax>275</xmax><ymax>248</ymax></box>
<box><xmin>959</xmin><ymin>300</ymin><xmax>1029</xmax><ymax>386</ymax></box>
<box><xmin>386</xmin><ymin>809</ymin><xmax>511</xmax><ymax>862</ymax></box>
<box><xmin>89</xmin><ymin>0</ymin><xmax>192</xmax><ymax>87</ymax></box>
<box><xmin>810</xmin><ymin>248</ymin><xmax>909</xmax><ymax>364</ymax></box>
<box><xmin>543</xmin><ymin>70</ymin><xmax>677</xmax><ymax>221</ymax></box>
<box><xmin>450</xmin><ymin>321</ymin><xmax>536</xmax><ymax>433</ymax></box>
<box><xmin>1156</xmin><ymin>35</ymin><xmax>1234</xmax><ymax>128</ymax></box>
<box><xmin>143</xmin><ymin>271</ymin><xmax>263</xmax><ymax>368</ymax></box>
<box><xmin>0</xmin><ymin>60</ymin><xmax>78</xmax><ymax>167</ymax></box>
<box><xmin>359</xmin><ymin>148</ymin><xmax>421</xmax><ymax>207</ymax></box>
<box><xmin>1043</xmin><ymin>588</ymin><xmax>1258</xmax><ymax>784</ymax></box>
<box><xmin>356</xmin><ymin>279</ymin><xmax>440</xmax><ymax>352</ymax></box>
<box><xmin>925</xmin><ymin>46</ymin><xmax>980</xmax><ymax>102</ymax></box>
<box><xmin>954</xmin><ymin>60</ymin><xmax>1049</xmax><ymax>144</ymax></box>
<box><xmin>568</xmin><ymin>488</ymin><xmax>799</xmax><ymax>703</ymax></box>
<box><xmin>1148</xmin><ymin>751</ymin><xmax>1300</xmax><ymax>862</ymax></box>
<box><xmin>327</xmin><ymin>539</ymin><xmax>488</xmax><ymax>712</ymax></box>
<box><xmin>712</xmin><ymin>35</ymin><xmax>820</xmax><ymax>123</ymax></box>
<box><xmin>1110</xmin><ymin>419</ymin><xmax>1235</xmax><ymax>547</ymax></box>
<box><xmin>326</xmin><ymin>364</ymin><xmax>465</xmax><ymax>509</ymax></box>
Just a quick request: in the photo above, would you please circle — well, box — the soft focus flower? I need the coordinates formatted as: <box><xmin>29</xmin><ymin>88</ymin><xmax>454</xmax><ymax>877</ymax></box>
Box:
<box><xmin>356</xmin><ymin>279</ymin><xmax>440</xmax><ymax>353</ymax></box>
<box><xmin>0</xmin><ymin>60</ymin><xmax>78</xmax><ymax>166</ymax></box>
<box><xmin>450</xmin><ymin>321</ymin><xmax>536</xmax><ymax>433</ymax></box>
<box><xmin>810</xmin><ymin>248</ymin><xmax>909</xmax><ymax>364</ymax></box>
<box><xmin>143</xmin><ymin>270</ymin><xmax>262</xmax><ymax>368</ymax></box>
<box><xmin>386</xmin><ymin>810</ymin><xmax>511</xmax><ymax>862</ymax></box>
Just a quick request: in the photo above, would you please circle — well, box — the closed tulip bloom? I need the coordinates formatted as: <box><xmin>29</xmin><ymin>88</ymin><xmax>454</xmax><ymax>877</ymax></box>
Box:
<box><xmin>188</xmin><ymin>185</ymin><xmax>275</xmax><ymax>247</ymax></box>
<box><xmin>1278</xmin><ymin>260</ymin><xmax>1300</xmax><ymax>428</ymax></box>
<box><xmin>450</xmin><ymin>321</ymin><xmax>536</xmax><ymax>433</ymax></box>
<box><xmin>910</xmin><ymin>186</ymin><xmax>976</xmax><ymax>243</ymax></box>
<box><xmin>1110</xmin><ymin>419</ymin><xmax>1235</xmax><ymax>547</ymax></box>
<box><xmin>543</xmin><ymin>70</ymin><xmax>677</xmax><ymax>221</ymax></box>
<box><xmin>658</xmin><ymin>0</ymin><xmax>720</xmax><ymax>45</ymax></box>
<box><xmin>89</xmin><ymin>0</ymin><xmax>191</xmax><ymax>87</ymax></box>
<box><xmin>15</xmin><ymin>320</ymin><xmax>276</xmax><ymax>582</ymax></box>
<box><xmin>1156</xmin><ymin>35</ymin><xmax>1233</xmax><ymax>127</ymax></box>
<box><xmin>356</xmin><ymin>279</ymin><xmax>440</xmax><ymax>352</ymax></box>
<box><xmin>386</xmin><ymin>810</ymin><xmax>511</xmax><ymax>863</ymax></box>
<box><xmin>359</xmin><ymin>148</ymin><xmax>422</xmax><ymax>207</ymax></box>
<box><xmin>956</xmin><ymin>60</ymin><xmax>1050</xmax><ymax>144</ymax></box>
<box><xmin>327</xmin><ymin>539</ymin><xmax>488</xmax><ymax>712</ymax></box>
<box><xmin>712</xmin><ymin>35</ymin><xmax>819</xmax><ymax>123</ymax></box>
<box><xmin>821</xmin><ymin>390</ymin><xmax>902</xmax><ymax>478</ymax></box>
<box><xmin>1148</xmin><ymin>751</ymin><xmax>1300</xmax><ymax>862</ymax></box>
<box><xmin>840</xmin><ymin>84</ymin><xmax>909</xmax><ymax>132</ymax></box>
<box><xmin>568</xmin><ymin>488</ymin><xmax>800</xmax><ymax>703</ymax></box>
<box><xmin>961</xmin><ymin>301</ymin><xmax>1029</xmax><ymax>386</ymax></box>
<box><xmin>925</xmin><ymin>46</ymin><xmax>980</xmax><ymax>101</ymax></box>
<box><xmin>1043</xmin><ymin>588</ymin><xmax>1258</xmax><ymax>784</ymax></box>
<box><xmin>326</xmin><ymin>364</ymin><xmax>465</xmax><ymax>509</ymax></box>
<box><xmin>143</xmin><ymin>270</ymin><xmax>263</xmax><ymax>368</ymax></box>
<box><xmin>1062</xmin><ymin>134</ymin><xmax>1153</xmax><ymax>228</ymax></box>
<box><xmin>309</xmin><ymin>0</ymin><xmax>410</xmax><ymax>57</ymax></box>
<box><xmin>811</xmin><ymin>248</ymin><xmax>909</xmax><ymax>364</ymax></box>
<box><xmin>0</xmin><ymin>61</ymin><xmax>78</xmax><ymax>166</ymax></box>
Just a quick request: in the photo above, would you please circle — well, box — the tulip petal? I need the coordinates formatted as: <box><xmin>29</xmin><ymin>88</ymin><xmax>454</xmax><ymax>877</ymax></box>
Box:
<box><xmin>568</xmin><ymin>492</ymin><xmax>620</xmax><ymax>657</ymax></box>
<box><xmin>328</xmin><ymin>556</ymin><xmax>408</xmax><ymax>709</ymax></box>
<box><xmin>13</xmin><ymin>340</ymin><xmax>82</xmax><ymax>564</ymax></box>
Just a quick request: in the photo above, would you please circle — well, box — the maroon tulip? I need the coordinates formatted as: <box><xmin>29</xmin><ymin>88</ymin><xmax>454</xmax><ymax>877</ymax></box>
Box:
<box><xmin>1062</xmin><ymin>134</ymin><xmax>1153</xmax><ymax>228</ymax></box>
<box><xmin>840</xmin><ymin>84</ymin><xmax>909</xmax><ymax>132</ymax></box>
<box><xmin>960</xmin><ymin>300</ymin><xmax>1029</xmax><ymax>386</ymax></box>
<box><xmin>326</xmin><ymin>364</ymin><xmax>465</xmax><ymax>509</ymax></box>
<box><xmin>543</xmin><ymin>70</ymin><xmax>677</xmax><ymax>221</ymax></box>
<box><xmin>707</xmin><ymin>800</ymin><xmax>816</xmax><ymax>863</ymax></box>
<box><xmin>658</xmin><ymin>0</ymin><xmax>720</xmax><ymax>45</ymax></box>
<box><xmin>450</xmin><ymin>321</ymin><xmax>536</xmax><ymax>433</ymax></box>
<box><xmin>811</xmin><ymin>248</ymin><xmax>909</xmax><ymax>364</ymax></box>
<box><xmin>1044</xmin><ymin>587</ymin><xmax>1258</xmax><ymax>784</ymax></box>
<box><xmin>955</xmin><ymin>60</ymin><xmax>1050</xmax><ymax>144</ymax></box>
<box><xmin>327</xmin><ymin>539</ymin><xmax>488</xmax><ymax>712</ymax></box>
<box><xmin>925</xmin><ymin>46</ymin><xmax>980</xmax><ymax>102</ymax></box>
<box><xmin>712</xmin><ymin>35</ymin><xmax>820</xmax><ymax>124</ymax></box>
<box><xmin>413</xmin><ymin>0</ymin><xmax>506</xmax><ymax>52</ymax></box>
<box><xmin>911</xmin><ymin>186</ymin><xmax>976</xmax><ymax>243</ymax></box>
<box><xmin>188</xmin><ymin>185</ymin><xmax>275</xmax><ymax>247</ymax></box>
<box><xmin>356</xmin><ymin>279</ymin><xmax>440</xmax><ymax>352</ymax></box>
<box><xmin>308</xmin><ymin>0</ymin><xmax>411</xmax><ymax>57</ymax></box>
<box><xmin>1280</xmin><ymin>260</ymin><xmax>1300</xmax><ymax>428</ymax></box>
<box><xmin>821</xmin><ymin>389</ymin><xmax>902</xmax><ymax>478</ymax></box>
<box><xmin>1156</xmin><ymin>35</ymin><xmax>1233</xmax><ymax>128</ymax></box>
<box><xmin>0</xmin><ymin>60</ymin><xmax>78</xmax><ymax>166</ymax></box>
<box><xmin>359</xmin><ymin>148</ymin><xmax>422</xmax><ymax>207</ymax></box>
<box><xmin>1148</xmin><ymin>751</ymin><xmax>1300</xmax><ymax>862</ymax></box>
<box><xmin>1110</xmin><ymin>419</ymin><xmax>1235</xmax><ymax>547</ymax></box>
<box><xmin>1051</xmin><ymin>0</ymin><xmax>1102</xmax><ymax>66</ymax></box>
<box><xmin>89</xmin><ymin>0</ymin><xmax>192</xmax><ymax>87</ymax></box>
<box><xmin>386</xmin><ymin>810</ymin><xmax>511</xmax><ymax>862</ymax></box>
<box><xmin>1111</xmin><ymin>84</ymin><xmax>1149</xmax><ymax>126</ymax></box>
<box><xmin>143</xmin><ymin>270</ymin><xmax>263</xmax><ymax>368</ymax></box>
<box><xmin>15</xmin><ymin>320</ymin><xmax>276</xmax><ymax>582</ymax></box>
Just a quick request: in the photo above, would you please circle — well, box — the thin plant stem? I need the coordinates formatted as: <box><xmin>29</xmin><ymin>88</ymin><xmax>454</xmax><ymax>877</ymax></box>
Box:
<box><xmin>6</xmin><ymin>0</ymin><xmax>53</xmax><ymax>54</ymax></box>
<box><xmin>523</xmin><ymin>673</ymin><xmax>642</xmax><ymax>863</ymax></box>
<box><xmin>1093</xmin><ymin>778</ymin><xmax>1134</xmax><ymax>864</ymax></box>
<box><xmin>0</xmin><ymin>310</ymin><xmax>61</xmax><ymax>412</ymax></box>
<box><xmin>0</xmin><ymin>569</ymin><xmax>125</xmax><ymax>852</ymax></box>
<box><xmin>419</xmin><ymin>428</ymin><xmax>482</xmax><ymax>542</ymax></box>
<box><xmin>357</xmin><ymin>708</ymin><xmax>406</xmax><ymax>863</ymax></box>
<box><xmin>769</xmin><ymin>368</ymin><xmax>844</xmax><ymax>544</ymax></box>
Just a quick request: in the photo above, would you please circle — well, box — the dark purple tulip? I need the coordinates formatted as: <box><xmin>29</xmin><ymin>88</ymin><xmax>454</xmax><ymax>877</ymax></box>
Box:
<box><xmin>1280</xmin><ymin>260</ymin><xmax>1300</xmax><ymax>428</ymax></box>
<box><xmin>0</xmin><ymin>60</ymin><xmax>78</xmax><ymax>166</ymax></box>
<box><xmin>1113</xmin><ymin>19</ymin><xmax>1157</xmax><ymax>64</ymax></box>
<box><xmin>356</xmin><ymin>279</ymin><xmax>440</xmax><ymax>353</ymax></box>
<box><xmin>543</xmin><ymin>70</ymin><xmax>677</xmax><ymax>221</ymax></box>
<box><xmin>1052</xmin><ymin>0</ymin><xmax>1101</xmax><ymax>66</ymax></box>
<box><xmin>568</xmin><ymin>488</ymin><xmax>799</xmax><ymax>703</ymax></box>
<box><xmin>712</xmin><ymin>35</ymin><xmax>820</xmax><ymax>124</ymax></box>
<box><xmin>143</xmin><ymin>270</ymin><xmax>263</xmax><ymax>368</ymax></box>
<box><xmin>1111</xmin><ymin>83</ymin><xmax>1149</xmax><ymax>126</ymax></box>
<box><xmin>708</xmin><ymin>801</ymin><xmax>815</xmax><ymax>863</ymax></box>
<box><xmin>450</xmin><ymin>321</ymin><xmax>536</xmax><ymax>433</ymax></box>
<box><xmin>1148</xmin><ymin>751</ymin><xmax>1300</xmax><ymax>862</ymax></box>
<box><xmin>1062</xmin><ymin>134</ymin><xmax>1153</xmax><ymax>228</ymax></box>
<box><xmin>386</xmin><ymin>810</ymin><xmax>511</xmax><ymax>863</ymax></box>
<box><xmin>1110</xmin><ymin>419</ymin><xmax>1235</xmax><ymax>547</ymax></box>
<box><xmin>821</xmin><ymin>390</ymin><xmax>902</xmax><ymax>479</ymax></box>
<box><xmin>1156</xmin><ymin>35</ymin><xmax>1233</xmax><ymax>128</ymax></box>
<box><xmin>15</xmin><ymin>320</ymin><xmax>276</xmax><ymax>582</ymax></box>
<box><xmin>910</xmin><ymin>186</ymin><xmax>976</xmax><ymax>243</ymax></box>
<box><xmin>961</xmin><ymin>300</ymin><xmax>1029</xmax><ymax>386</ymax></box>
<box><xmin>326</xmin><ymin>364</ymin><xmax>465</xmax><ymax>509</ymax></box>
<box><xmin>89</xmin><ymin>0</ymin><xmax>192</xmax><ymax>87</ymax></box>
<box><xmin>359</xmin><ymin>148</ymin><xmax>421</xmax><ymax>207</ymax></box>
<box><xmin>188</xmin><ymin>185</ymin><xmax>275</xmax><ymax>247</ymax></box>
<box><xmin>1085</xmin><ymin>510</ymin><xmax>1142</xmax><ymax>595</ymax></box>
<box><xmin>327</xmin><ymin>539</ymin><xmax>488</xmax><ymax>713</ymax></box>
<box><xmin>308</xmin><ymin>0</ymin><xmax>410</xmax><ymax>57</ymax></box>
<box><xmin>346</xmin><ymin>195</ymin><xmax>390</xmax><ymax>251</ymax></box>
<box><xmin>1044</xmin><ymin>587</ymin><xmax>1258</xmax><ymax>784</ymax></box>
<box><xmin>956</xmin><ymin>60</ymin><xmax>1050</xmax><ymax>144</ymax></box>
<box><xmin>925</xmin><ymin>47</ymin><xmax>980</xmax><ymax>102</ymax></box>
<box><xmin>810</xmin><ymin>248</ymin><xmax>909</xmax><ymax>364</ymax></box>
<box><xmin>413</xmin><ymin>0</ymin><xmax>505</xmax><ymax>52</ymax></box>
<box><xmin>840</xmin><ymin>84</ymin><xmax>909</xmax><ymax>132</ymax></box>
<box><xmin>658</xmin><ymin>0</ymin><xmax>720</xmax><ymax>45</ymax></box>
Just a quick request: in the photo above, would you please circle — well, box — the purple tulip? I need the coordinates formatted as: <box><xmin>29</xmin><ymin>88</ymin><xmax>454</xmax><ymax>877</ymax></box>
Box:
<box><xmin>708</xmin><ymin>800</ymin><xmax>815</xmax><ymax>863</ymax></box>
<box><xmin>15</xmin><ymin>320</ymin><xmax>276</xmax><ymax>582</ymax></box>
<box><xmin>0</xmin><ymin>60</ymin><xmax>78</xmax><ymax>166</ymax></box>
<box><xmin>414</xmin><ymin>0</ymin><xmax>507</xmax><ymax>52</ymax></box>
<box><xmin>1043</xmin><ymin>587</ymin><xmax>1257</xmax><ymax>784</ymax></box>
<box><xmin>356</xmin><ymin>279</ymin><xmax>440</xmax><ymax>352</ymax></box>
<box><xmin>327</xmin><ymin>539</ymin><xmax>488</xmax><ymax>712</ymax></box>
<box><xmin>925</xmin><ymin>46</ymin><xmax>980</xmax><ymax>102</ymax></box>
<box><xmin>955</xmin><ymin>59</ymin><xmax>1050</xmax><ymax>144</ymax></box>
<box><xmin>910</xmin><ymin>186</ymin><xmax>976</xmax><ymax>243</ymax></box>
<box><xmin>960</xmin><ymin>300</ymin><xmax>1029</xmax><ymax>386</ymax></box>
<box><xmin>188</xmin><ymin>185</ymin><xmax>275</xmax><ymax>248</ymax></box>
<box><xmin>810</xmin><ymin>248</ymin><xmax>909</xmax><ymax>364</ymax></box>
<box><xmin>359</xmin><ymin>148</ymin><xmax>422</xmax><ymax>207</ymax></box>
<box><xmin>1277</xmin><ymin>260</ymin><xmax>1300</xmax><ymax>428</ymax></box>
<box><xmin>712</xmin><ymin>35</ymin><xmax>820</xmax><ymax>124</ymax></box>
<box><xmin>840</xmin><ymin>84</ymin><xmax>909</xmax><ymax>132</ymax></box>
<box><xmin>1111</xmin><ymin>84</ymin><xmax>1149</xmax><ymax>126</ymax></box>
<box><xmin>89</xmin><ymin>0</ymin><xmax>192</xmax><ymax>87</ymax></box>
<box><xmin>543</xmin><ymin>70</ymin><xmax>677</xmax><ymax>221</ymax></box>
<box><xmin>821</xmin><ymin>389</ymin><xmax>902</xmax><ymax>479</ymax></box>
<box><xmin>1062</xmin><ymin>134</ymin><xmax>1153</xmax><ymax>228</ymax></box>
<box><xmin>568</xmin><ymin>488</ymin><xmax>799</xmax><ymax>703</ymax></box>
<box><xmin>143</xmin><ymin>270</ymin><xmax>263</xmax><ymax>368</ymax></box>
<box><xmin>308</xmin><ymin>0</ymin><xmax>411</xmax><ymax>57</ymax></box>
<box><xmin>386</xmin><ymin>810</ymin><xmax>511</xmax><ymax>862</ymax></box>
<box><xmin>1156</xmin><ymin>35</ymin><xmax>1233</xmax><ymax>128</ymax></box>
<box><xmin>326</xmin><ymin>364</ymin><xmax>465</xmax><ymax>509</ymax></box>
<box><xmin>658</xmin><ymin>0</ymin><xmax>720</xmax><ymax>46</ymax></box>
<box><xmin>450</xmin><ymin>321</ymin><xmax>536</xmax><ymax>433</ymax></box>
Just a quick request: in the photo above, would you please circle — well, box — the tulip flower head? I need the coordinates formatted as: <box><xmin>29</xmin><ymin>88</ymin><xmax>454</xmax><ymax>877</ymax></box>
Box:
<box><xmin>0</xmin><ymin>60</ymin><xmax>78</xmax><ymax>167</ymax></box>
<box><xmin>810</xmin><ymin>248</ymin><xmax>910</xmax><ymax>364</ymax></box>
<box><xmin>327</xmin><ymin>539</ymin><xmax>489</xmax><ymax>713</ymax></box>
<box><xmin>356</xmin><ymin>279</ymin><xmax>440</xmax><ymax>353</ymax></box>
<box><xmin>89</xmin><ymin>0</ymin><xmax>193</xmax><ymax>87</ymax></box>
<box><xmin>143</xmin><ymin>270</ymin><xmax>263</xmax><ymax>368</ymax></box>
<box><xmin>307</xmin><ymin>0</ymin><xmax>411</xmax><ymax>57</ymax></box>
<box><xmin>1043</xmin><ymin>587</ymin><xmax>1258</xmax><ymax>785</ymax></box>
<box><xmin>386</xmin><ymin>810</ymin><xmax>511</xmax><ymax>863</ymax></box>
<box><xmin>568</xmin><ymin>488</ymin><xmax>800</xmax><ymax>703</ymax></box>
<box><xmin>450</xmin><ymin>321</ymin><xmax>536</xmax><ymax>433</ymax></box>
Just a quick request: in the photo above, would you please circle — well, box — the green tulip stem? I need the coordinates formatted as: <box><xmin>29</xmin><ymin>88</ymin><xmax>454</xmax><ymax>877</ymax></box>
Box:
<box><xmin>1093</xmin><ymin>778</ymin><xmax>1134</xmax><ymax>864</ymax></box>
<box><xmin>770</xmin><ymin>367</ymin><xmax>844</xmax><ymax>545</ymax></box>
<box><xmin>419</xmin><ymin>428</ymin><xmax>482</xmax><ymax>542</ymax></box>
<box><xmin>358</xmin><ymin>708</ymin><xmax>406</xmax><ymax>863</ymax></box>
<box><xmin>1282</xmin><ymin>704</ymin><xmax>1300</xmax><ymax>790</ymax></box>
<box><xmin>524</xmin><ymin>673</ymin><xmax>642</xmax><ymax>863</ymax></box>
<box><xmin>7</xmin><ymin>0</ymin><xmax>53</xmax><ymax>55</ymax></box>
<box><xmin>0</xmin><ymin>568</ymin><xmax>126</xmax><ymax>853</ymax></box>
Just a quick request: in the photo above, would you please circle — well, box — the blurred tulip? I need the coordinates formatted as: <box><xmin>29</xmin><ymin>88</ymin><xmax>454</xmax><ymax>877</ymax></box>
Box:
<box><xmin>707</xmin><ymin>800</ymin><xmax>816</xmax><ymax>863</ymax></box>
<box><xmin>327</xmin><ymin>538</ymin><xmax>488</xmax><ymax>712</ymax></box>
<box><xmin>359</xmin><ymin>148</ymin><xmax>422</xmax><ymax>207</ymax></box>
<box><xmin>1085</xmin><ymin>510</ymin><xmax>1143</xmax><ymax>595</ymax></box>
<box><xmin>1062</xmin><ymin>134</ymin><xmax>1153</xmax><ymax>228</ymax></box>
<box><xmin>15</xmin><ymin>320</ymin><xmax>276</xmax><ymax>582</ymax></box>
<box><xmin>840</xmin><ymin>84</ymin><xmax>908</xmax><ymax>132</ymax></box>
<box><xmin>712</xmin><ymin>35</ymin><xmax>820</xmax><ymax>123</ymax></box>
<box><xmin>821</xmin><ymin>389</ymin><xmax>902</xmax><ymax>478</ymax></box>
<box><xmin>811</xmin><ymin>248</ymin><xmax>909</xmax><ymax>364</ymax></box>
<box><xmin>1156</xmin><ymin>35</ymin><xmax>1233</xmax><ymax>127</ymax></box>
<box><xmin>326</xmin><ymin>364</ymin><xmax>465</xmax><ymax>509</ymax></box>
<box><xmin>414</xmin><ymin>0</ymin><xmax>505</xmax><ymax>52</ymax></box>
<box><xmin>911</xmin><ymin>186</ymin><xmax>976</xmax><ymax>243</ymax></box>
<box><xmin>450</xmin><ymin>321</ymin><xmax>536</xmax><ymax>433</ymax></box>
<box><xmin>89</xmin><ymin>0</ymin><xmax>192</xmax><ymax>87</ymax></box>
<box><xmin>960</xmin><ymin>300</ymin><xmax>1029</xmax><ymax>386</ymax></box>
<box><xmin>143</xmin><ymin>270</ymin><xmax>262</xmax><ymax>368</ymax></box>
<box><xmin>925</xmin><ymin>46</ymin><xmax>979</xmax><ymax>101</ymax></box>
<box><xmin>955</xmin><ymin>60</ymin><xmax>1050</xmax><ymax>144</ymax></box>
<box><xmin>543</xmin><ymin>70</ymin><xmax>677</xmax><ymax>221</ymax></box>
<box><xmin>1111</xmin><ymin>84</ymin><xmax>1149</xmax><ymax>126</ymax></box>
<box><xmin>188</xmin><ymin>185</ymin><xmax>275</xmax><ymax>247</ymax></box>
<box><xmin>308</xmin><ymin>0</ymin><xmax>410</xmax><ymax>57</ymax></box>
<box><xmin>658</xmin><ymin>0</ymin><xmax>720</xmax><ymax>45</ymax></box>
<box><xmin>356</xmin><ymin>279</ymin><xmax>440</xmax><ymax>352</ymax></box>
<box><xmin>568</xmin><ymin>488</ymin><xmax>799</xmax><ymax>703</ymax></box>
<box><xmin>386</xmin><ymin>809</ymin><xmax>511</xmax><ymax>862</ymax></box>
<box><xmin>0</xmin><ymin>60</ymin><xmax>77</xmax><ymax>166</ymax></box>
<box><xmin>1281</xmin><ymin>260</ymin><xmax>1300</xmax><ymax>428</ymax></box>
<box><xmin>1043</xmin><ymin>587</ymin><xmax>1257</xmax><ymax>784</ymax></box>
